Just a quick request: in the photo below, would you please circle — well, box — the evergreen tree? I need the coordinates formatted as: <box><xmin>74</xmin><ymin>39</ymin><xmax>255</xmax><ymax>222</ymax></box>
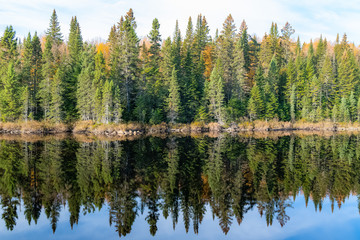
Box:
<box><xmin>49</xmin><ymin>68</ymin><xmax>63</xmax><ymax>122</ymax></box>
<box><xmin>46</xmin><ymin>9</ymin><xmax>63</xmax><ymax>45</ymax></box>
<box><xmin>348</xmin><ymin>91</ymin><xmax>357</xmax><ymax>121</ymax></box>
<box><xmin>248</xmin><ymin>84</ymin><xmax>264</xmax><ymax>120</ymax></box>
<box><xmin>93</xmin><ymin>50</ymin><xmax>107</xmax><ymax>122</ymax></box>
<box><xmin>77</xmin><ymin>46</ymin><xmax>95</xmax><ymax>120</ymax></box>
<box><xmin>290</xmin><ymin>85</ymin><xmax>296</xmax><ymax>122</ymax></box>
<box><xmin>264</xmin><ymin>82</ymin><xmax>278</xmax><ymax>119</ymax></box>
<box><xmin>207</xmin><ymin>61</ymin><xmax>226</xmax><ymax>124</ymax></box>
<box><xmin>111</xmin><ymin>9</ymin><xmax>140</xmax><ymax>120</ymax></box>
<box><xmin>0</xmin><ymin>63</ymin><xmax>20</xmax><ymax>121</ymax></box>
<box><xmin>38</xmin><ymin>36</ymin><xmax>54</xmax><ymax>120</ymax></box>
<box><xmin>167</xmin><ymin>68</ymin><xmax>181</xmax><ymax>123</ymax></box>
<box><xmin>218</xmin><ymin>14</ymin><xmax>236</xmax><ymax>101</ymax></box>
<box><xmin>339</xmin><ymin>97</ymin><xmax>350</xmax><ymax>122</ymax></box>
<box><xmin>65</xmin><ymin>16</ymin><xmax>83</xmax><ymax>120</ymax></box>
<box><xmin>102</xmin><ymin>80</ymin><xmax>113</xmax><ymax>124</ymax></box>
<box><xmin>338</xmin><ymin>49</ymin><xmax>359</xmax><ymax>98</ymax></box>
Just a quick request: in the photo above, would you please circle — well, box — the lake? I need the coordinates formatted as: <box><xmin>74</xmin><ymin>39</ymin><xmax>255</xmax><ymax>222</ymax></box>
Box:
<box><xmin>1</xmin><ymin>133</ymin><xmax>360</xmax><ymax>239</ymax></box>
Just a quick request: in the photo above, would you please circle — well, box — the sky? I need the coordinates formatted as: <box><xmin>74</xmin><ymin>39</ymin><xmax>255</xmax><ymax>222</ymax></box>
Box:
<box><xmin>0</xmin><ymin>0</ymin><xmax>360</xmax><ymax>44</ymax></box>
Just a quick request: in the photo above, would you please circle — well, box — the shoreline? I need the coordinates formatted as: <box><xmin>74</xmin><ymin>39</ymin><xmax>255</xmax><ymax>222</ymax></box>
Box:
<box><xmin>1</xmin><ymin>120</ymin><xmax>360</xmax><ymax>136</ymax></box>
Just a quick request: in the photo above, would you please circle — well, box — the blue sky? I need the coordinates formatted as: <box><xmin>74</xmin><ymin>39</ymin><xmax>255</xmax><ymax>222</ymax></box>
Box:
<box><xmin>0</xmin><ymin>0</ymin><xmax>360</xmax><ymax>44</ymax></box>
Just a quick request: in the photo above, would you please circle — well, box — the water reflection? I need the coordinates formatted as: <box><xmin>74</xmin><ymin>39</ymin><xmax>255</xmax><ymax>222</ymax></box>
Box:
<box><xmin>0</xmin><ymin>134</ymin><xmax>360</xmax><ymax>238</ymax></box>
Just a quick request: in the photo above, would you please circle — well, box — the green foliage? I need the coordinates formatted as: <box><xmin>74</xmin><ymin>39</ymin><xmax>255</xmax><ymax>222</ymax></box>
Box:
<box><xmin>1</xmin><ymin>10</ymin><xmax>360</xmax><ymax>124</ymax></box>
<box><xmin>0</xmin><ymin>63</ymin><xmax>20</xmax><ymax>121</ymax></box>
<box><xmin>167</xmin><ymin>68</ymin><xmax>181</xmax><ymax>123</ymax></box>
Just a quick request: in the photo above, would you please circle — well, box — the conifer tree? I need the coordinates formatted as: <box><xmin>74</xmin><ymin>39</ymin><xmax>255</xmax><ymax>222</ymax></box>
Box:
<box><xmin>264</xmin><ymin>82</ymin><xmax>278</xmax><ymax>119</ymax></box>
<box><xmin>31</xmin><ymin>32</ymin><xmax>43</xmax><ymax>119</ymax></box>
<box><xmin>0</xmin><ymin>63</ymin><xmax>20</xmax><ymax>121</ymax></box>
<box><xmin>112</xmin><ymin>9</ymin><xmax>140</xmax><ymax>119</ymax></box>
<box><xmin>339</xmin><ymin>97</ymin><xmax>350</xmax><ymax>122</ymax></box>
<box><xmin>306</xmin><ymin>41</ymin><xmax>316</xmax><ymax>83</ymax></box>
<box><xmin>218</xmin><ymin>14</ymin><xmax>236</xmax><ymax>101</ymax></box>
<box><xmin>93</xmin><ymin>50</ymin><xmax>107</xmax><ymax>121</ymax></box>
<box><xmin>46</xmin><ymin>10</ymin><xmax>63</xmax><ymax>45</ymax></box>
<box><xmin>38</xmin><ymin>36</ymin><xmax>54</xmax><ymax>120</ymax></box>
<box><xmin>348</xmin><ymin>91</ymin><xmax>357</xmax><ymax>121</ymax></box>
<box><xmin>248</xmin><ymin>84</ymin><xmax>264</xmax><ymax>120</ymax></box>
<box><xmin>167</xmin><ymin>68</ymin><xmax>181</xmax><ymax>123</ymax></box>
<box><xmin>207</xmin><ymin>61</ymin><xmax>226</xmax><ymax>124</ymax></box>
<box><xmin>49</xmin><ymin>68</ymin><xmax>63</xmax><ymax>122</ymax></box>
<box><xmin>77</xmin><ymin>46</ymin><xmax>95</xmax><ymax>120</ymax></box>
<box><xmin>319</xmin><ymin>54</ymin><xmax>335</xmax><ymax>111</ymax></box>
<box><xmin>0</xmin><ymin>26</ymin><xmax>17</xmax><ymax>62</ymax></box>
<box><xmin>102</xmin><ymin>80</ymin><xmax>113</xmax><ymax>124</ymax></box>
<box><xmin>290</xmin><ymin>85</ymin><xmax>296</xmax><ymax>122</ymax></box>
<box><xmin>338</xmin><ymin>49</ymin><xmax>359</xmax><ymax>98</ymax></box>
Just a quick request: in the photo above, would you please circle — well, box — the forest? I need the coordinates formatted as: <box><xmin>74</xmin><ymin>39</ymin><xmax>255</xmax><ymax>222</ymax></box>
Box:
<box><xmin>0</xmin><ymin>9</ymin><xmax>360</xmax><ymax>126</ymax></box>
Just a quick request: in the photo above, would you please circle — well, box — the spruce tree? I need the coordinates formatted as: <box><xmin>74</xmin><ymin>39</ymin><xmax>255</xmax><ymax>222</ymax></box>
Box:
<box><xmin>207</xmin><ymin>61</ymin><xmax>226</xmax><ymax>124</ymax></box>
<box><xmin>218</xmin><ymin>14</ymin><xmax>236</xmax><ymax>101</ymax></box>
<box><xmin>38</xmin><ymin>36</ymin><xmax>54</xmax><ymax>120</ymax></box>
<box><xmin>248</xmin><ymin>84</ymin><xmax>264</xmax><ymax>120</ymax></box>
<box><xmin>348</xmin><ymin>91</ymin><xmax>357</xmax><ymax>121</ymax></box>
<box><xmin>102</xmin><ymin>80</ymin><xmax>113</xmax><ymax>124</ymax></box>
<box><xmin>290</xmin><ymin>84</ymin><xmax>296</xmax><ymax>122</ymax></box>
<box><xmin>264</xmin><ymin>82</ymin><xmax>278</xmax><ymax>119</ymax></box>
<box><xmin>167</xmin><ymin>68</ymin><xmax>181</xmax><ymax>123</ymax></box>
<box><xmin>77</xmin><ymin>47</ymin><xmax>95</xmax><ymax>121</ymax></box>
<box><xmin>49</xmin><ymin>68</ymin><xmax>63</xmax><ymax>122</ymax></box>
<box><xmin>112</xmin><ymin>9</ymin><xmax>140</xmax><ymax>119</ymax></box>
<box><xmin>0</xmin><ymin>63</ymin><xmax>20</xmax><ymax>121</ymax></box>
<box><xmin>46</xmin><ymin>9</ymin><xmax>63</xmax><ymax>45</ymax></box>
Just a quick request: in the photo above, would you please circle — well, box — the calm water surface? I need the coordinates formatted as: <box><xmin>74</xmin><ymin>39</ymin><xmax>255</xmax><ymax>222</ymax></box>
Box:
<box><xmin>0</xmin><ymin>134</ymin><xmax>360</xmax><ymax>239</ymax></box>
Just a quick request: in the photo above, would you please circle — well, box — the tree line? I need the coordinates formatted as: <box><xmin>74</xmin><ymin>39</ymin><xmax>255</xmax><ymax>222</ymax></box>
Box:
<box><xmin>1</xmin><ymin>9</ymin><xmax>360</xmax><ymax>124</ymax></box>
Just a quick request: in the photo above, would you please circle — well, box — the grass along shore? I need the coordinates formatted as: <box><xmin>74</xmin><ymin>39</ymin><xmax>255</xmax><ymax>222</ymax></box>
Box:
<box><xmin>1</xmin><ymin>120</ymin><xmax>360</xmax><ymax>135</ymax></box>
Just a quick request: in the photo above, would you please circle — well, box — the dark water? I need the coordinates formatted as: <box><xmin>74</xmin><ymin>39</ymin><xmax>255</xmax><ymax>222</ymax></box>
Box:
<box><xmin>1</xmin><ymin>134</ymin><xmax>360</xmax><ymax>239</ymax></box>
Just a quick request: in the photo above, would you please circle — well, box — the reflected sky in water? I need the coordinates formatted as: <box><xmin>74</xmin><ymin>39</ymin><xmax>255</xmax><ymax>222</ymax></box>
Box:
<box><xmin>0</xmin><ymin>195</ymin><xmax>359</xmax><ymax>240</ymax></box>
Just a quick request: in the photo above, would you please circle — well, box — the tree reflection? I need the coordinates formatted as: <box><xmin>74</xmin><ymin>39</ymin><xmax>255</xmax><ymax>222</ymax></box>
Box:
<box><xmin>0</xmin><ymin>134</ymin><xmax>359</xmax><ymax>236</ymax></box>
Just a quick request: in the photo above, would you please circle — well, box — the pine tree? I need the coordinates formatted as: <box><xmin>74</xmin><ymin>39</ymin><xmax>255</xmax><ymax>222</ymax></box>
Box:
<box><xmin>281</xmin><ymin>22</ymin><xmax>295</xmax><ymax>63</ymax></box>
<box><xmin>113</xmin><ymin>85</ymin><xmax>123</xmax><ymax>123</ymax></box>
<box><xmin>102</xmin><ymin>80</ymin><xmax>113</xmax><ymax>124</ymax></box>
<box><xmin>93</xmin><ymin>50</ymin><xmax>107</xmax><ymax>121</ymax></box>
<box><xmin>319</xmin><ymin>54</ymin><xmax>335</xmax><ymax>111</ymax></box>
<box><xmin>264</xmin><ymin>82</ymin><xmax>278</xmax><ymax>119</ymax></box>
<box><xmin>248</xmin><ymin>84</ymin><xmax>264</xmax><ymax>120</ymax></box>
<box><xmin>38</xmin><ymin>36</ymin><xmax>54</xmax><ymax>120</ymax></box>
<box><xmin>305</xmin><ymin>40</ymin><xmax>316</xmax><ymax>83</ymax></box>
<box><xmin>233</xmin><ymin>33</ymin><xmax>247</xmax><ymax>98</ymax></box>
<box><xmin>348</xmin><ymin>91</ymin><xmax>357</xmax><ymax>122</ymax></box>
<box><xmin>112</xmin><ymin>9</ymin><xmax>140</xmax><ymax>119</ymax></box>
<box><xmin>167</xmin><ymin>68</ymin><xmax>181</xmax><ymax>123</ymax></box>
<box><xmin>290</xmin><ymin>84</ymin><xmax>296</xmax><ymax>122</ymax></box>
<box><xmin>46</xmin><ymin>10</ymin><xmax>63</xmax><ymax>45</ymax></box>
<box><xmin>207</xmin><ymin>60</ymin><xmax>226</xmax><ymax>124</ymax></box>
<box><xmin>64</xmin><ymin>16</ymin><xmax>83</xmax><ymax>120</ymax></box>
<box><xmin>31</xmin><ymin>32</ymin><xmax>43</xmax><ymax>119</ymax></box>
<box><xmin>49</xmin><ymin>68</ymin><xmax>63</xmax><ymax>122</ymax></box>
<box><xmin>339</xmin><ymin>97</ymin><xmax>350</xmax><ymax>122</ymax></box>
<box><xmin>0</xmin><ymin>26</ymin><xmax>18</xmax><ymax>62</ymax></box>
<box><xmin>0</xmin><ymin>63</ymin><xmax>20</xmax><ymax>121</ymax></box>
<box><xmin>338</xmin><ymin>49</ymin><xmax>359</xmax><ymax>98</ymax></box>
<box><xmin>77</xmin><ymin>46</ymin><xmax>95</xmax><ymax>120</ymax></box>
<box><xmin>218</xmin><ymin>14</ymin><xmax>236</xmax><ymax>101</ymax></box>
<box><xmin>267</xmin><ymin>55</ymin><xmax>279</xmax><ymax>93</ymax></box>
